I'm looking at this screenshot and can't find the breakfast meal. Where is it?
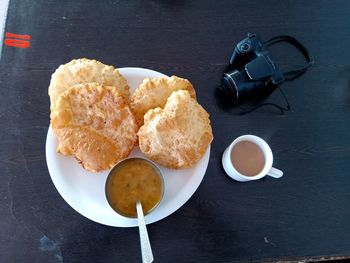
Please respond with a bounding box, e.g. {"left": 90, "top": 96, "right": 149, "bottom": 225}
{"left": 48, "top": 58, "right": 129, "bottom": 109}
{"left": 50, "top": 83, "right": 138, "bottom": 172}
{"left": 105, "top": 158, "right": 164, "bottom": 217}
{"left": 138, "top": 90, "right": 213, "bottom": 169}
{"left": 130, "top": 76, "right": 196, "bottom": 127}
{"left": 49, "top": 58, "right": 213, "bottom": 171}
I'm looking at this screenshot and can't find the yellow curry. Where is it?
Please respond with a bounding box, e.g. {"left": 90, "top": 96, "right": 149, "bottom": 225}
{"left": 106, "top": 158, "right": 163, "bottom": 217}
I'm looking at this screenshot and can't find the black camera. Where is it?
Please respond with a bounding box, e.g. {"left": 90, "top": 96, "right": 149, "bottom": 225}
{"left": 220, "top": 33, "right": 286, "bottom": 104}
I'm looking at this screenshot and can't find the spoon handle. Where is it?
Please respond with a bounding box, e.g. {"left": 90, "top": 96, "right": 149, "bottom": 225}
{"left": 136, "top": 201, "right": 154, "bottom": 263}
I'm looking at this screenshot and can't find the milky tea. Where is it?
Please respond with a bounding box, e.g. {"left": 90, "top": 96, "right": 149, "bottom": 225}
{"left": 230, "top": 140, "right": 265, "bottom": 176}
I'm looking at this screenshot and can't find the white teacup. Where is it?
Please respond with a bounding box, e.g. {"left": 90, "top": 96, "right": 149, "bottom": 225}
{"left": 222, "top": 135, "right": 283, "bottom": 182}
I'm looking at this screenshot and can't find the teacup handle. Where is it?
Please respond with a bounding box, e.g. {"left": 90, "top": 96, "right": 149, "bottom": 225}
{"left": 267, "top": 167, "right": 283, "bottom": 178}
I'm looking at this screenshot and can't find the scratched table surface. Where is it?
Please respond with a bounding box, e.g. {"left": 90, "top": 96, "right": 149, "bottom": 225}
{"left": 1, "top": 0, "right": 350, "bottom": 262}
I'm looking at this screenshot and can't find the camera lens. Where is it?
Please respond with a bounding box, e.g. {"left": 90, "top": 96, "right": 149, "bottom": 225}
{"left": 220, "top": 71, "right": 242, "bottom": 103}
{"left": 221, "top": 70, "right": 265, "bottom": 104}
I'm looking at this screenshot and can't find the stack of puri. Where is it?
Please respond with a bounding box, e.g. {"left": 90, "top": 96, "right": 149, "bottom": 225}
{"left": 49, "top": 58, "right": 213, "bottom": 172}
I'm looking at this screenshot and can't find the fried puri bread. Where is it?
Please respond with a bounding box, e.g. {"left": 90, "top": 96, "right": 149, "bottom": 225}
{"left": 51, "top": 83, "right": 138, "bottom": 172}
{"left": 130, "top": 76, "right": 196, "bottom": 126}
{"left": 48, "top": 58, "right": 129, "bottom": 109}
{"left": 138, "top": 90, "right": 213, "bottom": 169}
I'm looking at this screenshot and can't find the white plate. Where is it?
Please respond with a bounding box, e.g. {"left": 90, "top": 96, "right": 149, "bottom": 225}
{"left": 46, "top": 67, "right": 210, "bottom": 227}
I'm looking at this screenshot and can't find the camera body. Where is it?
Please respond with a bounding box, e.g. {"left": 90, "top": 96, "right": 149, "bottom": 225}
{"left": 229, "top": 32, "right": 263, "bottom": 70}
{"left": 221, "top": 33, "right": 285, "bottom": 104}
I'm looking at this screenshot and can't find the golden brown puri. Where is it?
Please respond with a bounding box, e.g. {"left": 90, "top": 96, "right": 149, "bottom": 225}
{"left": 130, "top": 76, "right": 196, "bottom": 127}
{"left": 51, "top": 83, "right": 138, "bottom": 172}
{"left": 48, "top": 58, "right": 129, "bottom": 109}
{"left": 138, "top": 90, "right": 213, "bottom": 169}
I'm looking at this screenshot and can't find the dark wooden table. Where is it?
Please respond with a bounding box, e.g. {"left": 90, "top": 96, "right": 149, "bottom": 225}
{"left": 1, "top": 0, "right": 350, "bottom": 262}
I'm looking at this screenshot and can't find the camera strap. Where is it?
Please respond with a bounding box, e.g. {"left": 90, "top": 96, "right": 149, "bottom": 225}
{"left": 237, "top": 35, "right": 314, "bottom": 114}
{"left": 237, "top": 87, "right": 290, "bottom": 115}
{"left": 263, "top": 35, "right": 314, "bottom": 80}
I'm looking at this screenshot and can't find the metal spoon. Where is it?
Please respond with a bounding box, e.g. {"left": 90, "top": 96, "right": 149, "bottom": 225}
{"left": 136, "top": 201, "right": 154, "bottom": 263}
